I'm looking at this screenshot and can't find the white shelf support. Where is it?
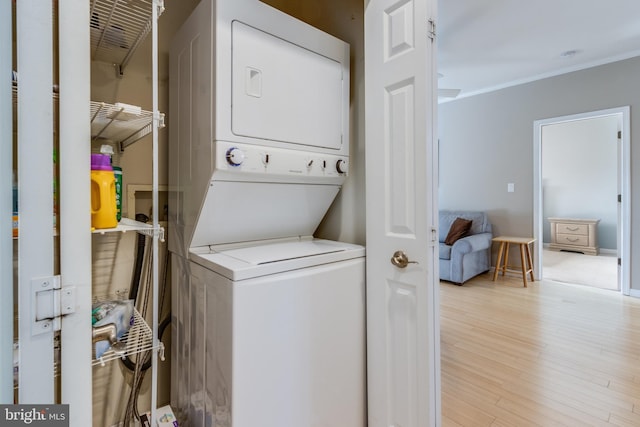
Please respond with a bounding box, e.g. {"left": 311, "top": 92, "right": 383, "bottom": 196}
{"left": 150, "top": 1, "right": 160, "bottom": 424}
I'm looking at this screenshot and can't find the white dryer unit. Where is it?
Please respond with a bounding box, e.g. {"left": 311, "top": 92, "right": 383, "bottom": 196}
{"left": 168, "top": 1, "right": 364, "bottom": 427}
{"left": 168, "top": 0, "right": 351, "bottom": 257}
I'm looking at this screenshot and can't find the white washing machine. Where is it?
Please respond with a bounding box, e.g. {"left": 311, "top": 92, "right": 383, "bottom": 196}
{"left": 168, "top": 1, "right": 364, "bottom": 426}
{"left": 176, "top": 239, "right": 365, "bottom": 426}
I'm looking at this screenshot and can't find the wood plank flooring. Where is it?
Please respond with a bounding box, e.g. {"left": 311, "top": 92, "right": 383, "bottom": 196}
{"left": 440, "top": 273, "right": 640, "bottom": 426}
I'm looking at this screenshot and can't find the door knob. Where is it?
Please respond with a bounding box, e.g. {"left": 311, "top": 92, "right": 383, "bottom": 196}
{"left": 390, "top": 251, "right": 418, "bottom": 268}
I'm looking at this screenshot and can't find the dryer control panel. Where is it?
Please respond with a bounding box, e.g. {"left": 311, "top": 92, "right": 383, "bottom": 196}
{"left": 213, "top": 140, "right": 349, "bottom": 184}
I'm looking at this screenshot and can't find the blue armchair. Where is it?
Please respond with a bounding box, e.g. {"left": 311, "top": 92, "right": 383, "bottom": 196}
{"left": 439, "top": 210, "right": 493, "bottom": 284}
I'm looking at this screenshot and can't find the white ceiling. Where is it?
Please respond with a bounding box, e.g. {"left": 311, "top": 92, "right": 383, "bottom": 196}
{"left": 437, "top": 0, "right": 640, "bottom": 100}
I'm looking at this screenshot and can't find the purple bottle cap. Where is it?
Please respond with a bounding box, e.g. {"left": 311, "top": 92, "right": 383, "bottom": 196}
{"left": 91, "top": 154, "right": 113, "bottom": 171}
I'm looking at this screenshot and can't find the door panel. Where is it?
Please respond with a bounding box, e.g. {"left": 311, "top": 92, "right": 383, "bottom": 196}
{"left": 387, "top": 280, "right": 418, "bottom": 427}
{"left": 387, "top": 80, "right": 416, "bottom": 236}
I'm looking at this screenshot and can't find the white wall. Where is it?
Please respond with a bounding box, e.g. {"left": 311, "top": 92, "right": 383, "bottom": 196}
{"left": 541, "top": 116, "right": 618, "bottom": 249}
{"left": 438, "top": 56, "right": 640, "bottom": 290}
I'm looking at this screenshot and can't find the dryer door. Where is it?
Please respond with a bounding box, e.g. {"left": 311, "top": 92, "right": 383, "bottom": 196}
{"left": 231, "top": 21, "right": 344, "bottom": 150}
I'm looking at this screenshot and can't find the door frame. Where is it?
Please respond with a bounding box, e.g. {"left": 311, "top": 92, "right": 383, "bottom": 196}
{"left": 59, "top": 0, "right": 93, "bottom": 424}
{"left": 0, "top": 0, "right": 13, "bottom": 401}
{"left": 16, "top": 0, "right": 56, "bottom": 402}
{"left": 533, "top": 106, "right": 630, "bottom": 295}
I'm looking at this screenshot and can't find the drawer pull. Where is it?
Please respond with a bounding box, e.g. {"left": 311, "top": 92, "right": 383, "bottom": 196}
{"left": 565, "top": 226, "right": 580, "bottom": 232}
{"left": 566, "top": 237, "right": 580, "bottom": 242}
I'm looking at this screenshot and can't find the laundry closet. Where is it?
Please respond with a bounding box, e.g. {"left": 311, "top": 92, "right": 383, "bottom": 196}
{"left": 4, "top": 0, "right": 365, "bottom": 426}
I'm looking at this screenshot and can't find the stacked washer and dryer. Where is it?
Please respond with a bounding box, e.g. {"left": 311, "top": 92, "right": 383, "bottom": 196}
{"left": 168, "top": 1, "right": 365, "bottom": 426}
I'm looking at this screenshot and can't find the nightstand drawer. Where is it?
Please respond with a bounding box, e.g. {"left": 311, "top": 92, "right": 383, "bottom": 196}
{"left": 556, "top": 233, "right": 588, "bottom": 247}
{"left": 555, "top": 223, "right": 588, "bottom": 235}
{"left": 548, "top": 217, "right": 599, "bottom": 255}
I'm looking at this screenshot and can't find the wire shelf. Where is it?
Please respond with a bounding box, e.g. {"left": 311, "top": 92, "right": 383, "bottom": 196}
{"left": 92, "top": 306, "right": 159, "bottom": 367}
{"left": 91, "top": 217, "right": 165, "bottom": 240}
{"left": 90, "top": 101, "right": 165, "bottom": 149}
{"left": 14, "top": 86, "right": 165, "bottom": 150}
{"left": 90, "top": 0, "right": 164, "bottom": 74}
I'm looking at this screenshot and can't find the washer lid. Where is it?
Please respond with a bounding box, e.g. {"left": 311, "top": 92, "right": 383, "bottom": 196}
{"left": 220, "top": 239, "right": 348, "bottom": 264}
{"left": 189, "top": 238, "right": 365, "bottom": 281}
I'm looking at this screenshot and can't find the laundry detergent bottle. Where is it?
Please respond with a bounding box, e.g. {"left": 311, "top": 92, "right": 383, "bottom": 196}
{"left": 90, "top": 154, "right": 118, "bottom": 229}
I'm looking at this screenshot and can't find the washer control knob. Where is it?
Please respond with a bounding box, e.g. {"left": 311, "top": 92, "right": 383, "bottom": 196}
{"left": 336, "top": 159, "right": 348, "bottom": 174}
{"left": 226, "top": 147, "right": 245, "bottom": 166}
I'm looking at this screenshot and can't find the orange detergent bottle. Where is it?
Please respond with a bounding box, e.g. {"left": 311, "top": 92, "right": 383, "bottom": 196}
{"left": 91, "top": 154, "right": 117, "bottom": 229}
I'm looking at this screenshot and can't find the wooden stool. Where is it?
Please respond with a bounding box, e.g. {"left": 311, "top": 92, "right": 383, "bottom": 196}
{"left": 492, "top": 236, "right": 535, "bottom": 287}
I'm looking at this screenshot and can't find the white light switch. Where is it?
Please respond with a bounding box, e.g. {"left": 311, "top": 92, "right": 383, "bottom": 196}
{"left": 507, "top": 183, "right": 515, "bottom": 193}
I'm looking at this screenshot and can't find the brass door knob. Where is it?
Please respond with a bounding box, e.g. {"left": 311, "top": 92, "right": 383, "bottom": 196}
{"left": 390, "top": 250, "right": 418, "bottom": 268}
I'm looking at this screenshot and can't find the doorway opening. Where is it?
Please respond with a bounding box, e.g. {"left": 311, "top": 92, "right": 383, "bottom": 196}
{"left": 533, "top": 107, "right": 630, "bottom": 294}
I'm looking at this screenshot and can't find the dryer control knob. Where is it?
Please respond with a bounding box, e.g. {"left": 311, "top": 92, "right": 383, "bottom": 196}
{"left": 226, "top": 147, "right": 245, "bottom": 166}
{"left": 336, "top": 159, "right": 348, "bottom": 174}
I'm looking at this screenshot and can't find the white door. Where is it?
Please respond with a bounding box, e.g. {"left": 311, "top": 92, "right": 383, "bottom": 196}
{"left": 16, "top": 0, "right": 56, "bottom": 403}
{"left": 59, "top": 1, "right": 93, "bottom": 425}
{"left": 13, "top": 3, "right": 93, "bottom": 425}
{"left": 365, "top": 0, "right": 440, "bottom": 426}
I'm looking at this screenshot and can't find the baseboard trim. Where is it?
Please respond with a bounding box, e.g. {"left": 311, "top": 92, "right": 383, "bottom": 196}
{"left": 599, "top": 248, "right": 617, "bottom": 255}
{"left": 629, "top": 289, "right": 640, "bottom": 298}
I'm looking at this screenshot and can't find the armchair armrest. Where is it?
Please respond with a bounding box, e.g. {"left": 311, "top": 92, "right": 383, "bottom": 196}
{"left": 451, "top": 232, "right": 492, "bottom": 255}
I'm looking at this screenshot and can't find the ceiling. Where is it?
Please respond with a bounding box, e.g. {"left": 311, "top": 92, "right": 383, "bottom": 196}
{"left": 437, "top": 0, "right": 640, "bottom": 100}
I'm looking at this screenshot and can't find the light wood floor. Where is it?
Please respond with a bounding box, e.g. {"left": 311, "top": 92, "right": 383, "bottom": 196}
{"left": 440, "top": 273, "right": 640, "bottom": 426}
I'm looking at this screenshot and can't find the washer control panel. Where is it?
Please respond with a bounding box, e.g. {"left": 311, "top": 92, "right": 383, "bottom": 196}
{"left": 215, "top": 141, "right": 349, "bottom": 181}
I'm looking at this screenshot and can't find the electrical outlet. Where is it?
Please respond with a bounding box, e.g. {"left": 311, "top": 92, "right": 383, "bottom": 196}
{"left": 507, "top": 183, "right": 515, "bottom": 193}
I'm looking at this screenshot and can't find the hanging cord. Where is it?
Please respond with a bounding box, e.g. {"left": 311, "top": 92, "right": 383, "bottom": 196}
{"left": 129, "top": 213, "right": 149, "bottom": 301}
{"left": 127, "top": 349, "right": 150, "bottom": 424}
{"left": 123, "top": 235, "right": 153, "bottom": 426}
{"left": 121, "top": 233, "right": 171, "bottom": 373}
{"left": 159, "top": 248, "right": 169, "bottom": 321}
{"left": 122, "top": 229, "right": 172, "bottom": 425}
{"left": 134, "top": 244, "right": 153, "bottom": 421}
